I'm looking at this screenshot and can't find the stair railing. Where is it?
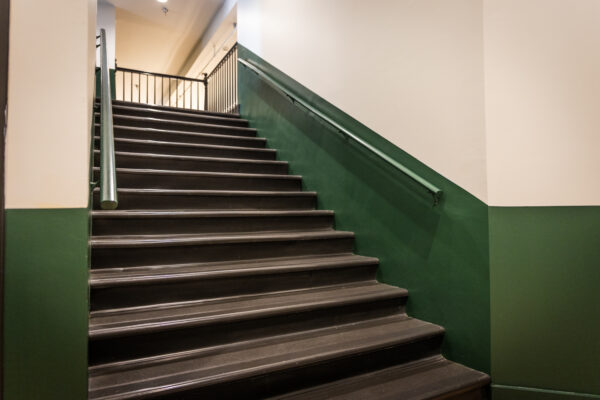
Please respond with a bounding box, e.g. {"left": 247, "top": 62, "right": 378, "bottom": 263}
{"left": 115, "top": 67, "right": 207, "bottom": 111}
{"left": 98, "top": 28, "right": 118, "bottom": 209}
{"left": 205, "top": 43, "right": 238, "bottom": 113}
{"left": 237, "top": 58, "right": 443, "bottom": 205}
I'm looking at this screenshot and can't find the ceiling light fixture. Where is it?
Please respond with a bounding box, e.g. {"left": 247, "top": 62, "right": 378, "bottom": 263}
{"left": 157, "top": 0, "right": 168, "bottom": 3}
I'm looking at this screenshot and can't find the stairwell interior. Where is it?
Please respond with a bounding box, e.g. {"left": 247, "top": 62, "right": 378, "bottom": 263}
{"left": 89, "top": 90, "right": 490, "bottom": 398}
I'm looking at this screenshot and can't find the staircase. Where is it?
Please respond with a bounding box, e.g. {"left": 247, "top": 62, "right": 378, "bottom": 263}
{"left": 89, "top": 100, "right": 490, "bottom": 399}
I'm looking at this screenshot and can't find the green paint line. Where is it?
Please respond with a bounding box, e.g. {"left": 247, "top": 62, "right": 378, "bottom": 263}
{"left": 493, "top": 384, "right": 600, "bottom": 399}
{"left": 238, "top": 44, "right": 491, "bottom": 373}
{"left": 3, "top": 208, "right": 89, "bottom": 400}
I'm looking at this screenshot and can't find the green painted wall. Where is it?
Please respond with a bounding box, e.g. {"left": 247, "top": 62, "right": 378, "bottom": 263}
{"left": 490, "top": 207, "right": 600, "bottom": 398}
{"left": 237, "top": 45, "right": 491, "bottom": 373}
{"left": 3, "top": 208, "right": 89, "bottom": 400}
{"left": 95, "top": 68, "right": 116, "bottom": 100}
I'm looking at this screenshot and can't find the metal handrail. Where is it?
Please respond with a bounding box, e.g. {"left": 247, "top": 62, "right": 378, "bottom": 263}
{"left": 237, "top": 58, "right": 443, "bottom": 205}
{"left": 98, "top": 29, "right": 118, "bottom": 209}
{"left": 116, "top": 66, "right": 206, "bottom": 83}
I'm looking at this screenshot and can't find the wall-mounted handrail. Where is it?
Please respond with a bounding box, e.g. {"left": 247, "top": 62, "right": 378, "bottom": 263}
{"left": 237, "top": 58, "right": 443, "bottom": 205}
{"left": 98, "top": 29, "right": 118, "bottom": 209}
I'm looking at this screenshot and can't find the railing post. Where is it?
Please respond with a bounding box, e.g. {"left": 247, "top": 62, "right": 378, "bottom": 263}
{"left": 203, "top": 73, "right": 208, "bottom": 111}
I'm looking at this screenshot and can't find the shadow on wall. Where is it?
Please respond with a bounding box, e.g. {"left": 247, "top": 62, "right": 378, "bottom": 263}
{"left": 237, "top": 44, "right": 491, "bottom": 374}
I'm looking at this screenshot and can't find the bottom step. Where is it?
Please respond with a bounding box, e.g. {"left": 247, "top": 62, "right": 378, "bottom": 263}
{"left": 271, "top": 355, "right": 490, "bottom": 400}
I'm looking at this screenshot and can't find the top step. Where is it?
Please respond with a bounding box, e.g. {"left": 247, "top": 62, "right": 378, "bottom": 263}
{"left": 94, "top": 99, "right": 243, "bottom": 120}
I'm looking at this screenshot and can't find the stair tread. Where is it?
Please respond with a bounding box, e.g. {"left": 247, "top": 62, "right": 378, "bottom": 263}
{"left": 99, "top": 99, "right": 242, "bottom": 118}
{"left": 90, "top": 253, "right": 377, "bottom": 287}
{"left": 107, "top": 114, "right": 257, "bottom": 135}
{"left": 90, "top": 229, "right": 354, "bottom": 248}
{"left": 89, "top": 282, "right": 406, "bottom": 338}
{"left": 93, "top": 167, "right": 300, "bottom": 181}
{"left": 98, "top": 124, "right": 266, "bottom": 144}
{"left": 95, "top": 136, "right": 275, "bottom": 154}
{"left": 91, "top": 209, "right": 332, "bottom": 218}
{"left": 88, "top": 315, "right": 439, "bottom": 400}
{"left": 269, "top": 355, "right": 490, "bottom": 400}
{"left": 108, "top": 104, "right": 247, "bottom": 125}
{"left": 96, "top": 149, "right": 288, "bottom": 166}
{"left": 93, "top": 187, "right": 315, "bottom": 196}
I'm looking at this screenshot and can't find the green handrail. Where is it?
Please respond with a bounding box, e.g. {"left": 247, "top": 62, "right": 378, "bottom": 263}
{"left": 237, "top": 58, "right": 443, "bottom": 205}
{"left": 98, "top": 29, "right": 118, "bottom": 209}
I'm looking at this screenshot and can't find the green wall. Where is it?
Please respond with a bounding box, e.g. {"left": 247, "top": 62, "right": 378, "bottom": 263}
{"left": 95, "top": 68, "right": 116, "bottom": 100}
{"left": 490, "top": 207, "right": 600, "bottom": 399}
{"left": 237, "top": 45, "right": 491, "bottom": 373}
{"left": 3, "top": 208, "right": 89, "bottom": 400}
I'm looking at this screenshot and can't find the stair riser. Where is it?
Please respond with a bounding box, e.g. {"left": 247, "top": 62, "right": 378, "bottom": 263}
{"left": 92, "top": 215, "right": 333, "bottom": 236}
{"left": 90, "top": 264, "right": 378, "bottom": 310}
{"left": 95, "top": 152, "right": 288, "bottom": 175}
{"left": 91, "top": 237, "right": 354, "bottom": 268}
{"left": 92, "top": 191, "right": 315, "bottom": 210}
{"left": 101, "top": 126, "right": 266, "bottom": 148}
{"left": 88, "top": 295, "right": 408, "bottom": 365}
{"left": 93, "top": 170, "right": 301, "bottom": 192}
{"left": 103, "top": 107, "right": 249, "bottom": 127}
{"left": 156, "top": 334, "right": 444, "bottom": 400}
{"left": 107, "top": 115, "right": 257, "bottom": 137}
{"left": 94, "top": 137, "right": 275, "bottom": 160}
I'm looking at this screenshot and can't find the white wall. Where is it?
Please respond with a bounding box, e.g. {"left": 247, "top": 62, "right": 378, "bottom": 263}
{"left": 6, "top": 0, "right": 97, "bottom": 208}
{"left": 238, "top": 0, "right": 488, "bottom": 202}
{"left": 238, "top": 0, "right": 600, "bottom": 207}
{"left": 97, "top": 1, "right": 116, "bottom": 69}
{"left": 483, "top": 0, "right": 600, "bottom": 206}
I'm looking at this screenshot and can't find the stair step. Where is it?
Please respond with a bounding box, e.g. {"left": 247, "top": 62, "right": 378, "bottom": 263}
{"left": 92, "top": 188, "right": 315, "bottom": 210}
{"left": 88, "top": 282, "right": 411, "bottom": 365}
{"left": 269, "top": 355, "right": 491, "bottom": 400}
{"left": 96, "top": 99, "right": 242, "bottom": 119}
{"left": 98, "top": 124, "right": 266, "bottom": 148}
{"left": 91, "top": 209, "right": 333, "bottom": 235}
{"left": 94, "top": 136, "right": 275, "bottom": 159}
{"left": 93, "top": 167, "right": 301, "bottom": 191}
{"left": 100, "top": 113, "right": 257, "bottom": 137}
{"left": 106, "top": 103, "right": 249, "bottom": 127}
{"left": 88, "top": 315, "right": 440, "bottom": 400}
{"left": 90, "top": 230, "right": 354, "bottom": 268}
{"left": 95, "top": 150, "right": 288, "bottom": 174}
{"left": 89, "top": 254, "right": 378, "bottom": 309}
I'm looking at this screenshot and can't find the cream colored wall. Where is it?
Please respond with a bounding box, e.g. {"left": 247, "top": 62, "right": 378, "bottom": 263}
{"left": 6, "top": 0, "right": 97, "bottom": 209}
{"left": 97, "top": 1, "right": 116, "bottom": 69}
{"left": 238, "top": 0, "right": 600, "bottom": 206}
{"left": 483, "top": 0, "right": 600, "bottom": 206}
{"left": 238, "top": 0, "right": 488, "bottom": 202}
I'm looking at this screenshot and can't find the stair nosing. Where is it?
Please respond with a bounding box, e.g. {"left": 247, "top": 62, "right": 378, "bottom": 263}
{"left": 95, "top": 149, "right": 288, "bottom": 166}
{"left": 89, "top": 253, "right": 377, "bottom": 288}
{"left": 89, "top": 230, "right": 354, "bottom": 248}
{"left": 107, "top": 104, "right": 248, "bottom": 125}
{"left": 92, "top": 167, "right": 301, "bottom": 181}
{"left": 94, "top": 136, "right": 275, "bottom": 154}
{"left": 92, "top": 187, "right": 316, "bottom": 197}
{"left": 107, "top": 114, "right": 257, "bottom": 134}
{"left": 96, "top": 124, "right": 266, "bottom": 143}
{"left": 91, "top": 209, "right": 333, "bottom": 218}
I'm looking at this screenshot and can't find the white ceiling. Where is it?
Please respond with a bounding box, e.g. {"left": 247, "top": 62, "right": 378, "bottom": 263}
{"left": 105, "top": 0, "right": 225, "bottom": 74}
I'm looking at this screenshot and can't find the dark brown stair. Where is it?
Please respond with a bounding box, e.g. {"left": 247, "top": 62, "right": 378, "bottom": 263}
{"left": 94, "top": 150, "right": 288, "bottom": 174}
{"left": 89, "top": 100, "right": 489, "bottom": 399}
